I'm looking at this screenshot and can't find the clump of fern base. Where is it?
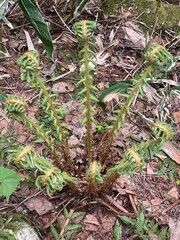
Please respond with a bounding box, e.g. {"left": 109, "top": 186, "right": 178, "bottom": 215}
{"left": 2, "top": 20, "right": 175, "bottom": 196}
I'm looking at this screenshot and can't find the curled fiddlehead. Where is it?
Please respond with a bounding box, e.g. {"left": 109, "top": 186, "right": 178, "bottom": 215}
{"left": 8, "top": 145, "right": 36, "bottom": 169}
{"left": 138, "top": 122, "right": 174, "bottom": 157}
{"left": 4, "top": 95, "right": 28, "bottom": 118}
{"left": 35, "top": 157, "right": 66, "bottom": 196}
{"left": 145, "top": 42, "right": 174, "bottom": 71}
{"left": 17, "top": 50, "right": 39, "bottom": 83}
{"left": 152, "top": 122, "right": 173, "bottom": 141}
{"left": 35, "top": 157, "right": 77, "bottom": 196}
{"left": 86, "top": 161, "right": 103, "bottom": 184}
{"left": 73, "top": 20, "right": 98, "bottom": 164}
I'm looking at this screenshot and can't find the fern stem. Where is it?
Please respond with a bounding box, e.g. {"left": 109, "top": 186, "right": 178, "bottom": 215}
{"left": 74, "top": 20, "right": 97, "bottom": 165}
{"left": 98, "top": 66, "right": 153, "bottom": 163}
{"left": 34, "top": 73, "right": 72, "bottom": 167}
{"left": 21, "top": 114, "right": 65, "bottom": 170}
{"left": 84, "top": 39, "right": 93, "bottom": 164}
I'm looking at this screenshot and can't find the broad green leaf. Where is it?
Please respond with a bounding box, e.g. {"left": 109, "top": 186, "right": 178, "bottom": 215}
{"left": 119, "top": 216, "right": 136, "bottom": 226}
{"left": 72, "top": 0, "right": 89, "bottom": 17}
{"left": 136, "top": 211, "right": 145, "bottom": 235}
{"left": 157, "top": 227, "right": 168, "bottom": 240}
{"left": 68, "top": 232, "right": 77, "bottom": 240}
{"left": 0, "top": 167, "right": 21, "bottom": 202}
{"left": 0, "top": 231, "right": 15, "bottom": 239}
{"left": 0, "top": 91, "right": 7, "bottom": 103}
{"left": 18, "top": 0, "right": 53, "bottom": 58}
{"left": 114, "top": 219, "right": 122, "bottom": 240}
{"left": 0, "top": 0, "right": 9, "bottom": 16}
{"left": 171, "top": 85, "right": 180, "bottom": 91}
{"left": 63, "top": 205, "right": 69, "bottom": 218}
{"left": 0, "top": 0, "right": 13, "bottom": 29}
{"left": 71, "top": 211, "right": 86, "bottom": 221}
{"left": 1, "top": 15, "right": 13, "bottom": 28}
{"left": 150, "top": 223, "right": 159, "bottom": 233}
{"left": 98, "top": 82, "right": 130, "bottom": 110}
{"left": 65, "top": 224, "right": 82, "bottom": 231}
{"left": 50, "top": 225, "right": 59, "bottom": 239}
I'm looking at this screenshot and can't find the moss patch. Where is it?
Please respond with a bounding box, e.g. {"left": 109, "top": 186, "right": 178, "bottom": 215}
{"left": 104, "top": 0, "right": 180, "bottom": 31}
{"left": 134, "top": 0, "right": 180, "bottom": 30}
{"left": 103, "top": 0, "right": 122, "bottom": 13}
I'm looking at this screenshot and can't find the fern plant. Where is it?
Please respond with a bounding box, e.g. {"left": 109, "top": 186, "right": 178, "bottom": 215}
{"left": 2, "top": 20, "right": 176, "bottom": 197}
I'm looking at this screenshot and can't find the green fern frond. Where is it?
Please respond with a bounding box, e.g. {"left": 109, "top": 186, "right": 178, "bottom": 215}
{"left": 3, "top": 95, "right": 63, "bottom": 168}
{"left": 152, "top": 122, "right": 174, "bottom": 140}
{"left": 98, "top": 43, "right": 175, "bottom": 164}
{"left": 35, "top": 157, "right": 66, "bottom": 196}
{"left": 125, "top": 148, "right": 143, "bottom": 169}
{"left": 4, "top": 95, "right": 28, "bottom": 117}
{"left": 102, "top": 121, "right": 174, "bottom": 186}
{"left": 73, "top": 20, "right": 98, "bottom": 164}
{"left": 98, "top": 66, "right": 153, "bottom": 163}
{"left": 17, "top": 51, "right": 71, "bottom": 167}
{"left": 145, "top": 43, "right": 174, "bottom": 71}
{"left": 73, "top": 20, "right": 96, "bottom": 40}
{"left": 17, "top": 50, "right": 39, "bottom": 83}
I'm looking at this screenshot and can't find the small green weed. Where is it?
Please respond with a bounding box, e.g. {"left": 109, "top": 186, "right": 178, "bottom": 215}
{"left": 0, "top": 213, "right": 23, "bottom": 240}
{"left": 157, "top": 157, "right": 180, "bottom": 183}
{"left": 118, "top": 210, "right": 169, "bottom": 240}
{"left": 50, "top": 206, "right": 85, "bottom": 240}
{"left": 96, "top": 122, "right": 108, "bottom": 133}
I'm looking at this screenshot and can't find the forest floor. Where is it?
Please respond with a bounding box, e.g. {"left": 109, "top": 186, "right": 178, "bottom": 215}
{"left": 0, "top": 1, "right": 180, "bottom": 239}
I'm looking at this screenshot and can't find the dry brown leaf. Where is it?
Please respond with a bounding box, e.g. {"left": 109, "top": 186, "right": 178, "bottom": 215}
{"left": 87, "top": 235, "right": 95, "bottom": 240}
{"left": 116, "top": 176, "right": 126, "bottom": 189}
{"left": 52, "top": 82, "right": 74, "bottom": 93}
{"left": 155, "top": 153, "right": 167, "bottom": 160}
{"left": 25, "top": 197, "right": 54, "bottom": 215}
{"left": 150, "top": 197, "right": 164, "bottom": 206}
{"left": 84, "top": 214, "right": 100, "bottom": 226}
{"left": 101, "top": 216, "right": 116, "bottom": 233}
{"left": 122, "top": 26, "right": 146, "bottom": 49}
{"left": 95, "top": 34, "right": 104, "bottom": 52}
{"left": 106, "top": 195, "right": 129, "bottom": 213}
{"left": 102, "top": 92, "right": 119, "bottom": 103}
{"left": 162, "top": 141, "right": 180, "bottom": 164}
{"left": 96, "top": 52, "right": 110, "bottom": 66}
{"left": 172, "top": 111, "right": 180, "bottom": 123}
{"left": 142, "top": 200, "right": 154, "bottom": 212}
{"left": 167, "top": 187, "right": 179, "bottom": 200}
{"left": 68, "top": 135, "right": 79, "bottom": 147}
{"left": 109, "top": 29, "right": 115, "bottom": 43}
{"left": 146, "top": 163, "right": 155, "bottom": 175}
{"left": 148, "top": 232, "right": 158, "bottom": 240}
{"left": 157, "top": 214, "right": 170, "bottom": 225}
{"left": 0, "top": 74, "right": 11, "bottom": 80}
{"left": 142, "top": 85, "right": 161, "bottom": 104}
{"left": 24, "top": 30, "right": 35, "bottom": 51}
